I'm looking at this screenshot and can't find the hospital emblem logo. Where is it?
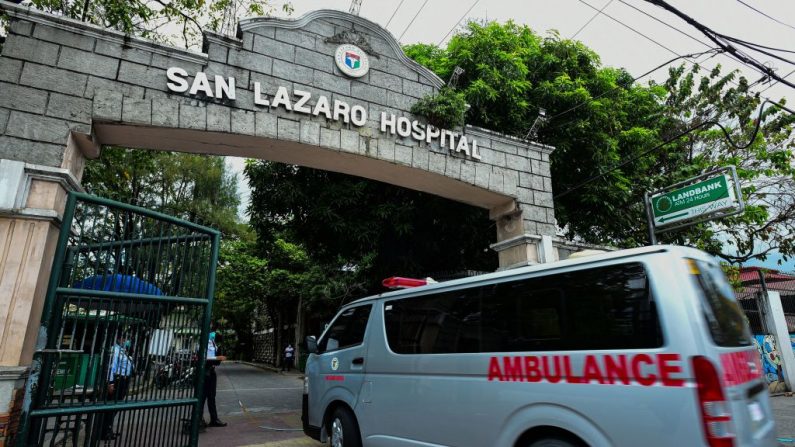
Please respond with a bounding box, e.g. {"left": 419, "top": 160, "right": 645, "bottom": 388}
{"left": 335, "top": 44, "right": 369, "bottom": 78}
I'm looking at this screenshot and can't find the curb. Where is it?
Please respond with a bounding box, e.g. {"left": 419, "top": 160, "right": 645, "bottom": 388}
{"left": 233, "top": 361, "right": 304, "bottom": 378}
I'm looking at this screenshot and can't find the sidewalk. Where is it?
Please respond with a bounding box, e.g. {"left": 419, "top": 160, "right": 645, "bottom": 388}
{"left": 198, "top": 410, "right": 322, "bottom": 447}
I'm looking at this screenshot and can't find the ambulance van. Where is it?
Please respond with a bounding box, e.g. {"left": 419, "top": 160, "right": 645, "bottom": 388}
{"left": 302, "top": 245, "right": 777, "bottom": 447}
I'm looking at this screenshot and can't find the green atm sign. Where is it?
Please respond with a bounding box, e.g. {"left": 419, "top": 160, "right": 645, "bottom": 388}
{"left": 651, "top": 175, "right": 737, "bottom": 227}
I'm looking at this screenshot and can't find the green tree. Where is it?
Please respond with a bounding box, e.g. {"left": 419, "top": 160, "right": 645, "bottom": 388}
{"left": 245, "top": 161, "right": 497, "bottom": 295}
{"left": 214, "top": 238, "right": 267, "bottom": 360}
{"left": 404, "top": 20, "right": 795, "bottom": 264}
{"left": 82, "top": 147, "right": 242, "bottom": 236}
{"left": 656, "top": 65, "right": 795, "bottom": 264}
{"left": 22, "top": 0, "right": 291, "bottom": 49}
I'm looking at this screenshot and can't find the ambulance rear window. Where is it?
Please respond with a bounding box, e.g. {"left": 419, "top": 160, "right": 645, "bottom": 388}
{"left": 384, "top": 262, "right": 662, "bottom": 354}
{"left": 690, "top": 259, "right": 752, "bottom": 347}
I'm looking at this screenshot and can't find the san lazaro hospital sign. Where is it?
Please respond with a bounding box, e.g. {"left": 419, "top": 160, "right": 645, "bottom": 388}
{"left": 165, "top": 44, "right": 483, "bottom": 160}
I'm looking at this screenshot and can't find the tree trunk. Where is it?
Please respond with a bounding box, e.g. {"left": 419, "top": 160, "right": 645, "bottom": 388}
{"left": 294, "top": 296, "right": 304, "bottom": 369}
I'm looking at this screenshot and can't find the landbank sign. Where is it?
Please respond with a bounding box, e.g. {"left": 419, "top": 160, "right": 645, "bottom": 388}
{"left": 164, "top": 45, "right": 482, "bottom": 160}
{"left": 650, "top": 173, "right": 738, "bottom": 227}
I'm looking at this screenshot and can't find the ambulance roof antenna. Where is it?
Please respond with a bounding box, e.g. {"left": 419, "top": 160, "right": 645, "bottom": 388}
{"left": 350, "top": 0, "right": 363, "bottom": 16}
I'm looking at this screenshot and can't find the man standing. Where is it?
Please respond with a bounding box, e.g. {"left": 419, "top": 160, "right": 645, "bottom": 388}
{"left": 101, "top": 334, "right": 133, "bottom": 440}
{"left": 202, "top": 330, "right": 227, "bottom": 427}
{"left": 282, "top": 344, "right": 295, "bottom": 372}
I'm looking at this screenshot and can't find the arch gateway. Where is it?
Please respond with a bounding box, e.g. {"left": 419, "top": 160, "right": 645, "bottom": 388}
{"left": 0, "top": 1, "right": 592, "bottom": 427}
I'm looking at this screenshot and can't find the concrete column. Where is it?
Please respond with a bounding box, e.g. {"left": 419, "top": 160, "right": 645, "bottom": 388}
{"left": 761, "top": 291, "right": 795, "bottom": 391}
{"left": 0, "top": 133, "right": 87, "bottom": 445}
{"left": 489, "top": 201, "right": 543, "bottom": 269}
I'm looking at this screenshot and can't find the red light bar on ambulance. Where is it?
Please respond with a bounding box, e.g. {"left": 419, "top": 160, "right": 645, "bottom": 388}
{"left": 382, "top": 277, "right": 435, "bottom": 289}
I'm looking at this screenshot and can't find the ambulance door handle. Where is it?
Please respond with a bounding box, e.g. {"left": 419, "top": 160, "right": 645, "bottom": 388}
{"left": 352, "top": 357, "right": 364, "bottom": 366}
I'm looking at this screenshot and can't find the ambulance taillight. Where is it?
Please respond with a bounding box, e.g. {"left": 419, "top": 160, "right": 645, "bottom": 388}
{"left": 692, "top": 356, "right": 735, "bottom": 447}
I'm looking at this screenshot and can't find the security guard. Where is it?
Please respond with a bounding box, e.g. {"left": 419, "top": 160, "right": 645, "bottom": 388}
{"left": 202, "top": 330, "right": 227, "bottom": 428}
{"left": 101, "top": 334, "right": 133, "bottom": 440}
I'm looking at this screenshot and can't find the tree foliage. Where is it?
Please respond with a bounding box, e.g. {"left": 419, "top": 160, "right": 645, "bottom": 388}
{"left": 245, "top": 161, "right": 497, "bottom": 296}
{"left": 23, "top": 0, "right": 291, "bottom": 49}
{"left": 405, "top": 20, "right": 795, "bottom": 264}
{"left": 82, "top": 147, "right": 242, "bottom": 236}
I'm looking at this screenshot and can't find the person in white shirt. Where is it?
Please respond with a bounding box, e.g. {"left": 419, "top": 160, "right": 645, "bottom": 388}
{"left": 202, "top": 330, "right": 227, "bottom": 428}
{"left": 282, "top": 344, "right": 295, "bottom": 372}
{"left": 101, "top": 334, "right": 133, "bottom": 440}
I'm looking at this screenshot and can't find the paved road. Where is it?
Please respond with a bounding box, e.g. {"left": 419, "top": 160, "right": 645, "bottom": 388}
{"left": 199, "top": 362, "right": 321, "bottom": 447}
{"left": 772, "top": 395, "right": 795, "bottom": 445}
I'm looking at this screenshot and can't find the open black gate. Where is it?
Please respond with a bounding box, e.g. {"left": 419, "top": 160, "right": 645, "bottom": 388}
{"left": 17, "top": 192, "right": 220, "bottom": 446}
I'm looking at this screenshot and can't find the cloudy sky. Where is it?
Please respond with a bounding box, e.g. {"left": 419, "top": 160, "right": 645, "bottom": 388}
{"left": 229, "top": 0, "right": 795, "bottom": 269}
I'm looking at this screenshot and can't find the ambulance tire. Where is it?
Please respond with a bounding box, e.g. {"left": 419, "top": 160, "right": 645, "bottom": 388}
{"left": 528, "top": 437, "right": 580, "bottom": 447}
{"left": 328, "top": 407, "right": 362, "bottom": 447}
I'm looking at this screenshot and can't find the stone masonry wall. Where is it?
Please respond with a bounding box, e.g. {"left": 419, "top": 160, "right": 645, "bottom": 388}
{"left": 0, "top": 4, "right": 556, "bottom": 238}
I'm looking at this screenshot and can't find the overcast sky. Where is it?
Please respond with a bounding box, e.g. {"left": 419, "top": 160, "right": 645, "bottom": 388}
{"left": 230, "top": 0, "right": 795, "bottom": 270}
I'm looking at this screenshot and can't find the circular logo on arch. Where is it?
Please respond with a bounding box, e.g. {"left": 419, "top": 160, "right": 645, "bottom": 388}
{"left": 335, "top": 44, "right": 369, "bottom": 78}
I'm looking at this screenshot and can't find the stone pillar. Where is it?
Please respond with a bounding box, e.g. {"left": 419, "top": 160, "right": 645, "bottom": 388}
{"left": 0, "top": 134, "right": 87, "bottom": 446}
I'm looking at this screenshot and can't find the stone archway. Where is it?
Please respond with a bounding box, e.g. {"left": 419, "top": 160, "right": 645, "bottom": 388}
{"left": 0, "top": 3, "right": 564, "bottom": 421}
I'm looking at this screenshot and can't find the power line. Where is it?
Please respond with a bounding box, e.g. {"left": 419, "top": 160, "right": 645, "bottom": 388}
{"left": 437, "top": 0, "right": 482, "bottom": 46}
{"left": 571, "top": 0, "right": 614, "bottom": 39}
{"left": 576, "top": 0, "right": 681, "bottom": 57}
{"left": 385, "top": 0, "right": 406, "bottom": 29}
{"left": 735, "top": 0, "right": 795, "bottom": 33}
{"left": 398, "top": 0, "right": 430, "bottom": 41}
{"left": 617, "top": 0, "right": 710, "bottom": 49}
{"left": 643, "top": 0, "right": 795, "bottom": 94}
{"left": 548, "top": 49, "right": 722, "bottom": 123}
{"left": 616, "top": 0, "right": 769, "bottom": 82}
{"left": 760, "top": 68, "right": 795, "bottom": 93}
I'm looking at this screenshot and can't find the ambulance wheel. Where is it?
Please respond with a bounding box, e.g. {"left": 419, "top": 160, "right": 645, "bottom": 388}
{"left": 528, "top": 437, "right": 581, "bottom": 447}
{"left": 328, "top": 407, "right": 361, "bottom": 447}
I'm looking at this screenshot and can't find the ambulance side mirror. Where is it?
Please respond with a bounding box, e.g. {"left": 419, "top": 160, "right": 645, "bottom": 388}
{"left": 306, "top": 336, "right": 318, "bottom": 354}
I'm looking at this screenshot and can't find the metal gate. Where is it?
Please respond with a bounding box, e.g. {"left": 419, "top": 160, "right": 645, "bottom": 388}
{"left": 17, "top": 192, "right": 220, "bottom": 446}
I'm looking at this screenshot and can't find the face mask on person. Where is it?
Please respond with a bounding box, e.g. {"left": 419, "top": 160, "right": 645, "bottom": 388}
{"left": 209, "top": 332, "right": 216, "bottom": 341}
{"left": 124, "top": 340, "right": 131, "bottom": 349}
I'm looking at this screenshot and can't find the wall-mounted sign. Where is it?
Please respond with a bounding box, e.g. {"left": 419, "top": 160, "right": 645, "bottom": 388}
{"left": 644, "top": 166, "right": 744, "bottom": 242}
{"left": 165, "top": 67, "right": 481, "bottom": 160}
{"left": 334, "top": 44, "right": 369, "bottom": 78}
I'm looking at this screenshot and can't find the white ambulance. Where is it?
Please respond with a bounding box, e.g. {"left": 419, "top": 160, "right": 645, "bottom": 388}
{"left": 302, "top": 245, "right": 776, "bottom": 447}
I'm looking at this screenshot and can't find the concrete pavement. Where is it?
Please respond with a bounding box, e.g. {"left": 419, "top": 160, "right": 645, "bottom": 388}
{"left": 772, "top": 395, "right": 795, "bottom": 445}
{"left": 198, "top": 362, "right": 321, "bottom": 447}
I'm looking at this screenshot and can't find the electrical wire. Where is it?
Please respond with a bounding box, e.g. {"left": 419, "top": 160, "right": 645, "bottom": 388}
{"left": 398, "top": 0, "right": 430, "bottom": 41}
{"left": 576, "top": 0, "right": 680, "bottom": 56}
{"left": 643, "top": 0, "right": 795, "bottom": 93}
{"left": 735, "top": 0, "right": 795, "bottom": 33}
{"left": 554, "top": 99, "right": 776, "bottom": 200}
{"left": 385, "top": 0, "right": 406, "bottom": 29}
{"left": 548, "top": 48, "right": 723, "bottom": 123}
{"left": 760, "top": 68, "right": 795, "bottom": 93}
{"left": 571, "top": 0, "right": 614, "bottom": 39}
{"left": 617, "top": 0, "right": 711, "bottom": 49}
{"left": 616, "top": 0, "right": 770, "bottom": 83}
{"left": 437, "top": 0, "right": 482, "bottom": 46}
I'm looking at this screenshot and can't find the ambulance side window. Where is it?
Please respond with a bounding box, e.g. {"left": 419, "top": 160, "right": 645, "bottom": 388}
{"left": 384, "top": 262, "right": 661, "bottom": 354}
{"left": 318, "top": 305, "right": 372, "bottom": 353}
